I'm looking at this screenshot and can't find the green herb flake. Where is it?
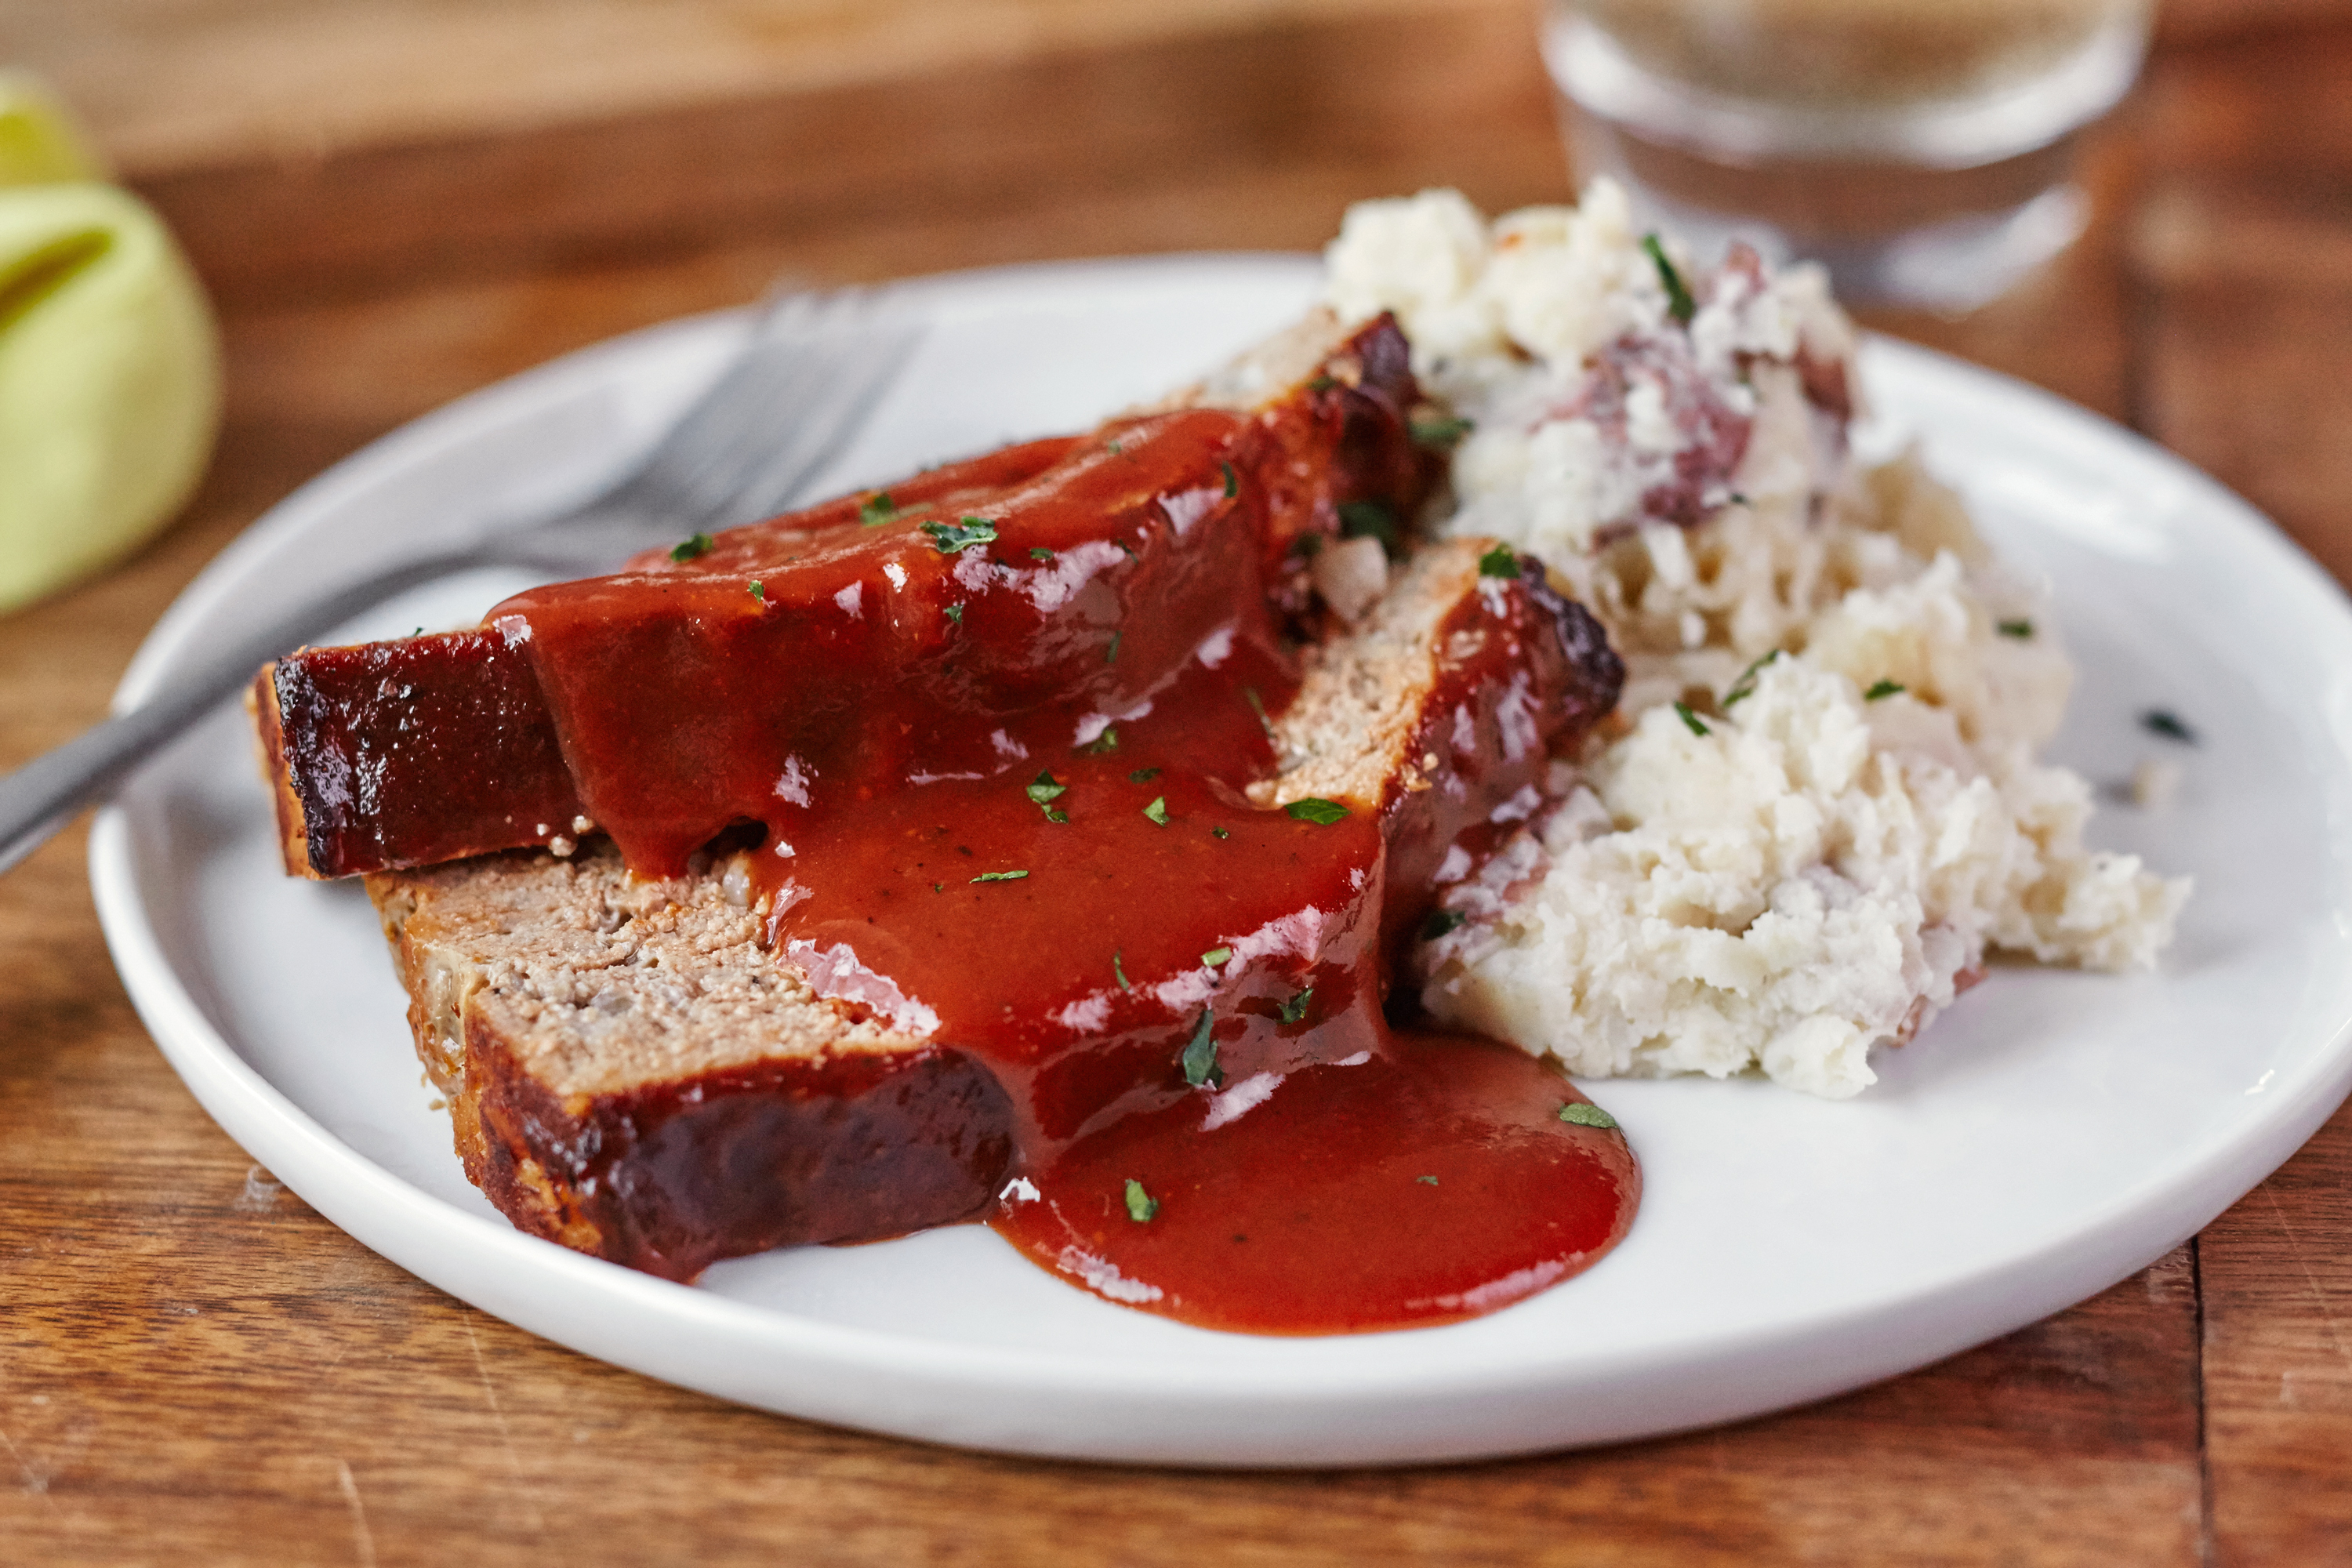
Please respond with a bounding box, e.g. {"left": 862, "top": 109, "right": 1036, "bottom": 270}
{"left": 1123, "top": 1178, "right": 1160, "bottom": 1223}
{"left": 1201, "top": 946, "right": 1233, "bottom": 968}
{"left": 970, "top": 869, "right": 1029, "bottom": 884}
{"left": 1420, "top": 908, "right": 1465, "bottom": 942}
{"left": 1105, "top": 630, "right": 1121, "bottom": 666}
{"left": 1410, "top": 414, "right": 1472, "bottom": 448}
{"left": 1864, "top": 679, "right": 1906, "bottom": 702}
{"left": 1181, "top": 1008, "right": 1222, "bottom": 1087}
{"left": 1114, "top": 950, "right": 1131, "bottom": 991}
{"left": 1082, "top": 725, "right": 1120, "bottom": 756}
{"left": 1284, "top": 797, "right": 1348, "bottom": 825}
{"left": 1673, "top": 701, "right": 1710, "bottom": 737}
{"left": 1477, "top": 543, "right": 1521, "bottom": 580}
{"left": 1128, "top": 768, "right": 1161, "bottom": 782}
{"left": 1143, "top": 796, "right": 1170, "bottom": 826}
{"left": 1998, "top": 619, "right": 2034, "bottom": 639}
{"left": 1337, "top": 499, "right": 1402, "bottom": 558}
{"left": 2142, "top": 709, "right": 2198, "bottom": 745}
{"left": 1106, "top": 437, "right": 1124, "bottom": 457}
{"left": 1559, "top": 1102, "right": 1621, "bottom": 1130}
{"left": 748, "top": 579, "right": 765, "bottom": 603}
{"left": 857, "top": 492, "right": 898, "bottom": 528}
{"left": 1029, "top": 546, "right": 1055, "bottom": 562}
{"left": 1642, "top": 232, "right": 1697, "bottom": 325}
{"left": 1721, "top": 648, "right": 1780, "bottom": 709}
{"left": 1243, "top": 685, "right": 1274, "bottom": 737}
{"left": 1212, "top": 827, "right": 1231, "bottom": 840}
{"left": 670, "top": 532, "right": 714, "bottom": 562}
{"left": 920, "top": 517, "right": 999, "bottom": 554}
{"left": 1307, "top": 372, "right": 1336, "bottom": 393}
{"left": 1279, "top": 988, "right": 1313, "bottom": 1025}
{"left": 945, "top": 603, "right": 964, "bottom": 625}
{"left": 1221, "top": 460, "right": 1239, "bottom": 499}
{"left": 1416, "top": 1175, "right": 1439, "bottom": 1186}
{"left": 1025, "top": 771, "right": 1069, "bottom": 820}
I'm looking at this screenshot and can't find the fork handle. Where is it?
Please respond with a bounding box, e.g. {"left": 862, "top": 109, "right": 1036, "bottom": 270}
{"left": 0, "top": 549, "right": 483, "bottom": 876}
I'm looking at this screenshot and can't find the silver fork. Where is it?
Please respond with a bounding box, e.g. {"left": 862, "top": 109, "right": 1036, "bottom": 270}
{"left": 0, "top": 287, "right": 924, "bottom": 877}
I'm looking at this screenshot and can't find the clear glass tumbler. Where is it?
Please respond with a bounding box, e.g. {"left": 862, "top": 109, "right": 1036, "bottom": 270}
{"left": 1544, "top": 0, "right": 2155, "bottom": 308}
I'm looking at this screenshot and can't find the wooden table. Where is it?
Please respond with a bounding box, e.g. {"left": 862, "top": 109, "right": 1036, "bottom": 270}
{"left": 3, "top": 2, "right": 2347, "bottom": 1560}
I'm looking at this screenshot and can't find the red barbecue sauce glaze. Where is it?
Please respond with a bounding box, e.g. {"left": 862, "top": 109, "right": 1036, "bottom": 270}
{"left": 488, "top": 402, "right": 1638, "bottom": 1334}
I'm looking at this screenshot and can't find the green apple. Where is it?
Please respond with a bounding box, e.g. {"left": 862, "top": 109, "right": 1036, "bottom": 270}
{"left": 0, "top": 180, "right": 221, "bottom": 615}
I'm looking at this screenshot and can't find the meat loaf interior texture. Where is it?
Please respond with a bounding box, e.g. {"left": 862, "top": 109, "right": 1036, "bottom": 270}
{"left": 365, "top": 539, "right": 1621, "bottom": 1282}
{"left": 372, "top": 850, "right": 1016, "bottom": 1279}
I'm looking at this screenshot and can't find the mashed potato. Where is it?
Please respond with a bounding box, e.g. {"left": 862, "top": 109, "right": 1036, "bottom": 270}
{"left": 1325, "top": 184, "right": 2188, "bottom": 1098}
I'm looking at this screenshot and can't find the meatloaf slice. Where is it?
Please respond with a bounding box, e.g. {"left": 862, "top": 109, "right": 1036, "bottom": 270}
{"left": 265, "top": 309, "right": 1434, "bottom": 882}
{"left": 367, "top": 538, "right": 1623, "bottom": 1282}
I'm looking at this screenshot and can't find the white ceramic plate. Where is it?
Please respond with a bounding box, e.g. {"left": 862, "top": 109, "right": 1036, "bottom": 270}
{"left": 91, "top": 256, "right": 2352, "bottom": 1467}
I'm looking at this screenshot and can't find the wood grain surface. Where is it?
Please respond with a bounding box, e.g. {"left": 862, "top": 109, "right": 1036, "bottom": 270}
{"left": 2, "top": 2, "right": 2348, "bottom": 1562}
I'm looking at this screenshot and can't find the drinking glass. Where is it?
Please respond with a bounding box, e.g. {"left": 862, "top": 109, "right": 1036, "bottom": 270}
{"left": 1544, "top": 0, "right": 2155, "bottom": 308}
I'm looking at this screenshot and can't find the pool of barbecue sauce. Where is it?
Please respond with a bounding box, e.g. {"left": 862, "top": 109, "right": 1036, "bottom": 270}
{"left": 503, "top": 409, "right": 1638, "bottom": 1334}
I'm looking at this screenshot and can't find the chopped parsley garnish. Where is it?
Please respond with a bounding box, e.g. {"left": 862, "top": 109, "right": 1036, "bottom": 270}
{"left": 670, "top": 532, "right": 713, "bottom": 562}
{"left": 748, "top": 579, "right": 765, "bottom": 603}
{"left": 1865, "top": 679, "right": 1906, "bottom": 701}
{"left": 1201, "top": 946, "right": 1233, "bottom": 968}
{"left": 1337, "top": 499, "right": 1402, "bottom": 557}
{"left": 1114, "top": 950, "right": 1131, "bottom": 991}
{"left": 1279, "top": 988, "right": 1312, "bottom": 1025}
{"left": 1559, "top": 1102, "right": 1620, "bottom": 1130}
{"left": 1181, "top": 1009, "right": 1222, "bottom": 1087}
{"left": 1212, "top": 827, "right": 1230, "bottom": 840}
{"left": 1029, "top": 546, "right": 1055, "bottom": 562}
{"left": 857, "top": 492, "right": 898, "bottom": 528}
{"left": 1673, "top": 701, "right": 1709, "bottom": 736}
{"left": 1221, "top": 460, "right": 1238, "bottom": 499}
{"left": 1410, "top": 414, "right": 1472, "bottom": 448}
{"left": 1477, "top": 543, "right": 1521, "bottom": 580}
{"left": 1421, "top": 908, "right": 1465, "bottom": 941}
{"left": 1081, "top": 726, "right": 1120, "bottom": 755}
{"left": 970, "top": 869, "right": 1029, "bottom": 883}
{"left": 1721, "top": 649, "right": 1780, "bottom": 708}
{"left": 1107, "top": 437, "right": 1124, "bottom": 456}
{"left": 1306, "top": 372, "right": 1336, "bottom": 392}
{"left": 2142, "top": 709, "right": 2198, "bottom": 744}
{"left": 1642, "top": 233, "right": 1696, "bottom": 325}
{"left": 1123, "top": 1178, "right": 1160, "bottom": 1223}
{"left": 945, "top": 604, "right": 964, "bottom": 625}
{"left": 1416, "top": 1175, "right": 1439, "bottom": 1186}
{"left": 1243, "top": 686, "right": 1274, "bottom": 737}
{"left": 1105, "top": 630, "right": 1121, "bottom": 665}
{"left": 1128, "top": 768, "right": 1161, "bottom": 782}
{"left": 1284, "top": 797, "right": 1348, "bottom": 825}
{"left": 1143, "top": 796, "right": 1169, "bottom": 826}
{"left": 920, "top": 517, "right": 998, "bottom": 554}
{"left": 1998, "top": 619, "right": 2034, "bottom": 639}
{"left": 1026, "top": 771, "right": 1069, "bottom": 821}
